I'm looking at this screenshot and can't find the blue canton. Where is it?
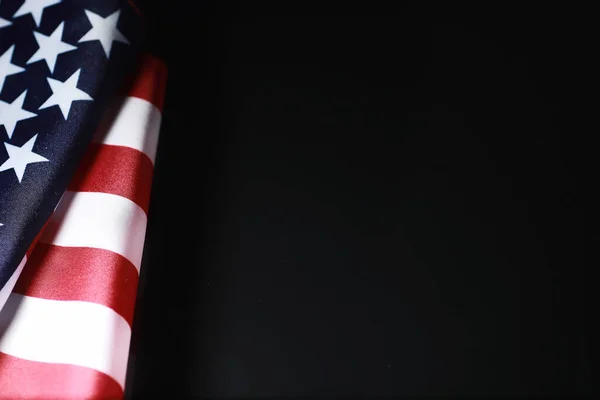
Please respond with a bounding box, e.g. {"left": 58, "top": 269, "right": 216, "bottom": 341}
{"left": 0, "top": 0, "right": 143, "bottom": 300}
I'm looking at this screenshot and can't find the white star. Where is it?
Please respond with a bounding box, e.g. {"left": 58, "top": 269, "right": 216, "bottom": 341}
{"left": 13, "top": 0, "right": 61, "bottom": 27}
{"left": 0, "top": 134, "right": 49, "bottom": 183}
{"left": 79, "top": 9, "right": 129, "bottom": 58}
{"left": 0, "top": 91, "right": 36, "bottom": 139}
{"left": 0, "top": 45, "right": 25, "bottom": 93}
{"left": 39, "top": 69, "right": 92, "bottom": 119}
{"left": 0, "top": 17, "right": 11, "bottom": 29}
{"left": 27, "top": 22, "right": 76, "bottom": 73}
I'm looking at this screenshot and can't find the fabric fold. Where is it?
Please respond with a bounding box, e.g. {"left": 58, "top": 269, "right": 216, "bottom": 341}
{"left": 0, "top": 0, "right": 144, "bottom": 312}
{"left": 0, "top": 53, "right": 167, "bottom": 398}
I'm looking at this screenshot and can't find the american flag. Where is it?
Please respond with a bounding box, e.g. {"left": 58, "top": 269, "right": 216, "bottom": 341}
{"left": 0, "top": 0, "right": 166, "bottom": 397}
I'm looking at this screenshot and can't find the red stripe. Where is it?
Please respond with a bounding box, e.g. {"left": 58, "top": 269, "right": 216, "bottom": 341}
{"left": 128, "top": 0, "right": 142, "bottom": 16}
{"left": 13, "top": 243, "right": 139, "bottom": 326}
{"left": 124, "top": 54, "right": 168, "bottom": 111}
{"left": 25, "top": 217, "right": 52, "bottom": 258}
{"left": 68, "top": 143, "right": 154, "bottom": 214}
{"left": 0, "top": 352, "right": 123, "bottom": 399}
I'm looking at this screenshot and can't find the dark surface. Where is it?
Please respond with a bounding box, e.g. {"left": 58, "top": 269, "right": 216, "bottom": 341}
{"left": 127, "top": 4, "right": 595, "bottom": 397}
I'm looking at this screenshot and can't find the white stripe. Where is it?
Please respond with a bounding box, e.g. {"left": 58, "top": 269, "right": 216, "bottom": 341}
{"left": 94, "top": 96, "right": 162, "bottom": 164}
{"left": 0, "top": 256, "right": 26, "bottom": 312}
{"left": 40, "top": 191, "right": 147, "bottom": 272}
{"left": 0, "top": 294, "right": 131, "bottom": 389}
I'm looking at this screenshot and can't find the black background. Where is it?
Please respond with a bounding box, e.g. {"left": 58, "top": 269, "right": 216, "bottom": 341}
{"left": 126, "top": 3, "right": 595, "bottom": 397}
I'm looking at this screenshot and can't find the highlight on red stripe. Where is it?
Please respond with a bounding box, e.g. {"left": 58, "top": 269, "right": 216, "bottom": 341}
{"left": 0, "top": 352, "right": 123, "bottom": 399}
{"left": 124, "top": 53, "right": 168, "bottom": 111}
{"left": 13, "top": 243, "right": 140, "bottom": 326}
{"left": 68, "top": 143, "right": 154, "bottom": 214}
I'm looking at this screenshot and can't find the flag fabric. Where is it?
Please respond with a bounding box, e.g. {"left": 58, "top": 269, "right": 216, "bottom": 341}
{"left": 0, "top": 0, "right": 167, "bottom": 397}
{"left": 0, "top": 0, "right": 144, "bottom": 308}
{"left": 0, "top": 53, "right": 166, "bottom": 398}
